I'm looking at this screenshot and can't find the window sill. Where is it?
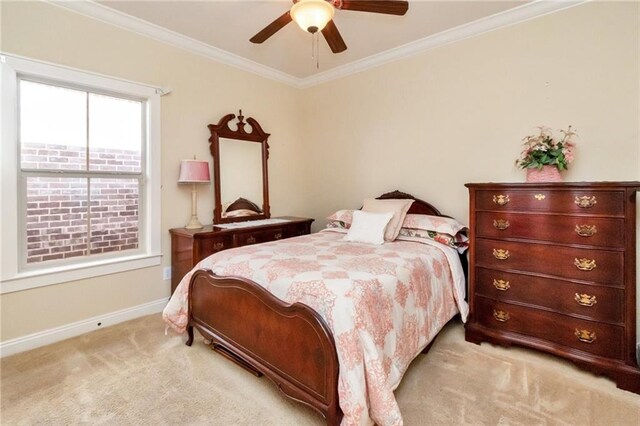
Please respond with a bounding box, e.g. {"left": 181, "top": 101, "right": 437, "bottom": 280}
{"left": 0, "top": 253, "right": 162, "bottom": 294}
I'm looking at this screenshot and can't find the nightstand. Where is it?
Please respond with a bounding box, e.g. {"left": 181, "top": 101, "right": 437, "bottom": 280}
{"left": 169, "top": 216, "right": 313, "bottom": 293}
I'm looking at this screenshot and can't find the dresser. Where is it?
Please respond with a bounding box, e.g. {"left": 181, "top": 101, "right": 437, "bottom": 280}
{"left": 465, "top": 182, "right": 640, "bottom": 393}
{"left": 169, "top": 217, "right": 314, "bottom": 293}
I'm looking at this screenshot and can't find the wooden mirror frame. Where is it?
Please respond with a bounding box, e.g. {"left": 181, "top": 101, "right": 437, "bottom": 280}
{"left": 208, "top": 110, "right": 270, "bottom": 224}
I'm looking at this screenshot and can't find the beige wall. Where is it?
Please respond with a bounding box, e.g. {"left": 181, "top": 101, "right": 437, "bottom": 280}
{"left": 0, "top": 1, "right": 305, "bottom": 341}
{"left": 300, "top": 1, "right": 639, "bottom": 226}
{"left": 1, "top": 1, "right": 639, "bottom": 343}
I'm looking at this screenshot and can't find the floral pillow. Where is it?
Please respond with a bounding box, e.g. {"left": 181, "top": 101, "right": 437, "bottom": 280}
{"left": 402, "top": 214, "right": 467, "bottom": 236}
{"left": 328, "top": 211, "right": 467, "bottom": 234}
{"left": 326, "top": 209, "right": 354, "bottom": 230}
{"left": 327, "top": 210, "right": 469, "bottom": 251}
{"left": 398, "top": 227, "right": 469, "bottom": 252}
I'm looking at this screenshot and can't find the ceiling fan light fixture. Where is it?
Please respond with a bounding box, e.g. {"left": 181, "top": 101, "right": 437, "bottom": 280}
{"left": 290, "top": 0, "right": 335, "bottom": 34}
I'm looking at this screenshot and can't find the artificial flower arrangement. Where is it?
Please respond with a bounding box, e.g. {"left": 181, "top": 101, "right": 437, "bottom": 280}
{"left": 515, "top": 125, "right": 577, "bottom": 171}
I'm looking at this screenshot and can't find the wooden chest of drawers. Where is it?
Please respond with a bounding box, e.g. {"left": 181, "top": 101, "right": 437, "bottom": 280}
{"left": 465, "top": 182, "right": 640, "bottom": 393}
{"left": 169, "top": 217, "right": 313, "bottom": 294}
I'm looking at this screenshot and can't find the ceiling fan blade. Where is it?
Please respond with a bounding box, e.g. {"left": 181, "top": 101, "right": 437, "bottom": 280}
{"left": 321, "top": 20, "right": 347, "bottom": 53}
{"left": 340, "top": 0, "right": 408, "bottom": 16}
{"left": 250, "top": 11, "right": 293, "bottom": 44}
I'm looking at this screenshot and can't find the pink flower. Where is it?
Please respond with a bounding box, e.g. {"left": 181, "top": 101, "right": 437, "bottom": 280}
{"left": 516, "top": 125, "right": 577, "bottom": 170}
{"left": 564, "top": 149, "right": 575, "bottom": 163}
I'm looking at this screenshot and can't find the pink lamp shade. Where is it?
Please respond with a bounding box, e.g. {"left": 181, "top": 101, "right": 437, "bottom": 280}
{"left": 178, "top": 160, "right": 211, "bottom": 183}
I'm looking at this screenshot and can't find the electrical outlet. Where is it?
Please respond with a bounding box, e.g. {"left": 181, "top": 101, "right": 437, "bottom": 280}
{"left": 163, "top": 266, "right": 171, "bottom": 281}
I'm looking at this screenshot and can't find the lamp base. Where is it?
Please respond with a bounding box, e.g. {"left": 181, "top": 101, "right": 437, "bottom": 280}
{"left": 185, "top": 215, "right": 203, "bottom": 230}
{"left": 185, "top": 183, "right": 203, "bottom": 229}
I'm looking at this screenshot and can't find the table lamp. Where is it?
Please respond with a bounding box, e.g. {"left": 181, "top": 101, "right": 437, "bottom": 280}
{"left": 178, "top": 158, "right": 211, "bottom": 229}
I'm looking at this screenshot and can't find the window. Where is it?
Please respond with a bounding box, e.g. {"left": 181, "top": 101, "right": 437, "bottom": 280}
{"left": 1, "top": 55, "right": 162, "bottom": 293}
{"left": 21, "top": 80, "right": 144, "bottom": 264}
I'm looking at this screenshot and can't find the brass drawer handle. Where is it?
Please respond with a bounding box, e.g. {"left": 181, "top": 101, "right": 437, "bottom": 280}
{"left": 575, "top": 329, "right": 596, "bottom": 343}
{"left": 213, "top": 242, "right": 224, "bottom": 250}
{"left": 274, "top": 232, "right": 282, "bottom": 239}
{"left": 534, "top": 194, "right": 546, "bottom": 201}
{"left": 575, "top": 224, "right": 597, "bottom": 237}
{"left": 493, "top": 249, "right": 510, "bottom": 260}
{"left": 575, "top": 293, "right": 597, "bottom": 307}
{"left": 493, "top": 309, "right": 510, "bottom": 322}
{"left": 493, "top": 219, "right": 510, "bottom": 230}
{"left": 493, "top": 279, "right": 510, "bottom": 291}
{"left": 246, "top": 236, "right": 256, "bottom": 244}
{"left": 575, "top": 196, "right": 597, "bottom": 208}
{"left": 574, "top": 258, "right": 596, "bottom": 271}
{"left": 492, "top": 195, "right": 510, "bottom": 206}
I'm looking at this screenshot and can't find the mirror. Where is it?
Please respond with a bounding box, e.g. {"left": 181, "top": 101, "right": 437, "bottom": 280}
{"left": 219, "top": 139, "right": 263, "bottom": 210}
{"left": 209, "top": 110, "right": 270, "bottom": 224}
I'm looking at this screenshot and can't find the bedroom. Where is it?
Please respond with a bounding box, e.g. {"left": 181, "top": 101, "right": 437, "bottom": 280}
{"left": 1, "top": 0, "right": 639, "bottom": 424}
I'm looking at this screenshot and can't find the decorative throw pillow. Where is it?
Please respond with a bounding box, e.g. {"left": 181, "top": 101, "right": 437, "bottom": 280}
{"left": 362, "top": 198, "right": 414, "bottom": 241}
{"left": 345, "top": 210, "right": 394, "bottom": 245}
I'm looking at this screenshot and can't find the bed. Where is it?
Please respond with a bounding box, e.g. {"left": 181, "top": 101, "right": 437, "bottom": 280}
{"left": 163, "top": 191, "right": 468, "bottom": 426}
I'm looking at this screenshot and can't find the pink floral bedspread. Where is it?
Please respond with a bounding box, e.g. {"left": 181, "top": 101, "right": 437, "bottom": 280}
{"left": 163, "top": 229, "right": 468, "bottom": 426}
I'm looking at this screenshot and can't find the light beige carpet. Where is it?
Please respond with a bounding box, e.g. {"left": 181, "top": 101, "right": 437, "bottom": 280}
{"left": 1, "top": 314, "right": 638, "bottom": 425}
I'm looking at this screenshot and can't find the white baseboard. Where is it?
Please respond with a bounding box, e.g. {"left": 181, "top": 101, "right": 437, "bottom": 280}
{"left": 0, "top": 297, "right": 169, "bottom": 358}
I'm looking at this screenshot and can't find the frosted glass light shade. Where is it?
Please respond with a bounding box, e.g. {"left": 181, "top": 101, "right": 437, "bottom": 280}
{"left": 290, "top": 0, "right": 335, "bottom": 33}
{"left": 178, "top": 160, "right": 210, "bottom": 183}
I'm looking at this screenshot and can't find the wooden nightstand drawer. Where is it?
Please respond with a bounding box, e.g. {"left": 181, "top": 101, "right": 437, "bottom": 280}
{"left": 475, "top": 297, "right": 624, "bottom": 360}
{"left": 476, "top": 238, "right": 623, "bottom": 285}
{"left": 476, "top": 212, "right": 625, "bottom": 248}
{"left": 475, "top": 189, "right": 624, "bottom": 216}
{"left": 234, "top": 228, "right": 285, "bottom": 246}
{"left": 198, "top": 235, "right": 234, "bottom": 262}
{"left": 285, "top": 222, "right": 312, "bottom": 238}
{"left": 475, "top": 268, "right": 624, "bottom": 324}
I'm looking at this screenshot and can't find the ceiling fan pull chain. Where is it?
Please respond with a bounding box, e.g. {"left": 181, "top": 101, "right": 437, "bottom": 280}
{"left": 316, "top": 33, "right": 320, "bottom": 69}
{"left": 310, "top": 32, "right": 320, "bottom": 69}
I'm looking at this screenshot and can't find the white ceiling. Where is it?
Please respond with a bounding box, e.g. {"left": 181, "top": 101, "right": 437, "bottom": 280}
{"left": 56, "top": 1, "right": 583, "bottom": 86}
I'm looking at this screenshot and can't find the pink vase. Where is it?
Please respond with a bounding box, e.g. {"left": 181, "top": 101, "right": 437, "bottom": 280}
{"left": 526, "top": 165, "right": 562, "bottom": 182}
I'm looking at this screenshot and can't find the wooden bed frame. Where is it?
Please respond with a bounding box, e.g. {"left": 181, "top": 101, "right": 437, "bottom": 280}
{"left": 185, "top": 190, "right": 465, "bottom": 425}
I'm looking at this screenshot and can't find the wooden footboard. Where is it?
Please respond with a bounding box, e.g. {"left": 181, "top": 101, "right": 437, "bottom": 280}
{"left": 187, "top": 269, "right": 342, "bottom": 425}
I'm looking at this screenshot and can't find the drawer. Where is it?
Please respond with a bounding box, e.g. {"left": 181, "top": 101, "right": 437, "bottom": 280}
{"left": 475, "top": 189, "right": 624, "bottom": 216}
{"left": 474, "top": 296, "right": 624, "bottom": 359}
{"left": 475, "top": 238, "right": 623, "bottom": 286}
{"left": 285, "top": 222, "right": 311, "bottom": 238}
{"left": 197, "top": 235, "right": 234, "bottom": 262}
{"left": 476, "top": 212, "right": 624, "bottom": 248}
{"left": 235, "top": 228, "right": 285, "bottom": 246}
{"left": 475, "top": 268, "right": 624, "bottom": 323}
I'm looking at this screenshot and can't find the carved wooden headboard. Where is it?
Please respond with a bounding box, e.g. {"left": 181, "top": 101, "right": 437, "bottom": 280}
{"left": 376, "top": 190, "right": 442, "bottom": 216}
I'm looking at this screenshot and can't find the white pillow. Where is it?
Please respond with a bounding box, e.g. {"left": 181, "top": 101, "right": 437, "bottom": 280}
{"left": 345, "top": 210, "right": 394, "bottom": 245}
{"left": 362, "top": 198, "right": 414, "bottom": 241}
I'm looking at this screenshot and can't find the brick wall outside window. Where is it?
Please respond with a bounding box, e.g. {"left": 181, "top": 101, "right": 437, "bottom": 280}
{"left": 24, "top": 143, "right": 140, "bottom": 264}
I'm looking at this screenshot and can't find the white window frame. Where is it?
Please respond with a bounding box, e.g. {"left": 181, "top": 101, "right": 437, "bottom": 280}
{"left": 1, "top": 54, "right": 162, "bottom": 294}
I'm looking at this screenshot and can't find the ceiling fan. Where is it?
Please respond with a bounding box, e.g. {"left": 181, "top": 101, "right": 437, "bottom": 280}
{"left": 250, "top": 0, "right": 409, "bottom": 54}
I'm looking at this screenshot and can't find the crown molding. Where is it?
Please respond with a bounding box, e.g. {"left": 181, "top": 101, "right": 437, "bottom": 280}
{"left": 49, "top": 0, "right": 586, "bottom": 90}
{"left": 299, "top": 0, "right": 587, "bottom": 88}
{"left": 48, "top": 0, "right": 300, "bottom": 87}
